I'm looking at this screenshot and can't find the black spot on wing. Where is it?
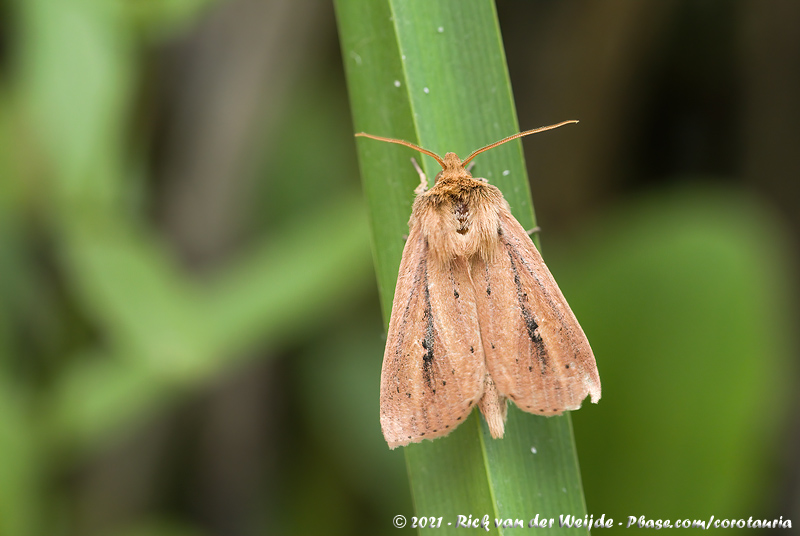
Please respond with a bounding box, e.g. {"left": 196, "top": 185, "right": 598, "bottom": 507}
{"left": 448, "top": 265, "right": 459, "bottom": 299}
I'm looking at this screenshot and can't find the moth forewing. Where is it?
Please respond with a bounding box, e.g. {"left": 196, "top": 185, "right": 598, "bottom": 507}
{"left": 472, "top": 207, "right": 601, "bottom": 416}
{"left": 379, "top": 225, "right": 486, "bottom": 449}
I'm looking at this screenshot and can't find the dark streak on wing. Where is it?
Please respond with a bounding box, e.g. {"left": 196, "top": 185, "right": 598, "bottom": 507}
{"left": 419, "top": 266, "right": 435, "bottom": 431}
{"left": 510, "top": 236, "right": 567, "bottom": 327}
{"left": 421, "top": 264, "right": 436, "bottom": 390}
{"left": 506, "top": 243, "right": 548, "bottom": 370}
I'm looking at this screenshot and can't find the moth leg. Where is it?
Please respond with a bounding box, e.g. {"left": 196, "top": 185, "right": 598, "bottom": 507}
{"left": 411, "top": 157, "right": 428, "bottom": 194}
{"left": 526, "top": 226, "right": 541, "bottom": 236}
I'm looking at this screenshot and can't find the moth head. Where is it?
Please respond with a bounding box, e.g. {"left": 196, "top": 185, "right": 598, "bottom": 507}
{"left": 438, "top": 152, "right": 471, "bottom": 181}
{"left": 355, "top": 120, "right": 578, "bottom": 181}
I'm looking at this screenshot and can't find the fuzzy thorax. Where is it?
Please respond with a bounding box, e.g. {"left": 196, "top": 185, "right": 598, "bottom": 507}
{"left": 412, "top": 153, "right": 507, "bottom": 265}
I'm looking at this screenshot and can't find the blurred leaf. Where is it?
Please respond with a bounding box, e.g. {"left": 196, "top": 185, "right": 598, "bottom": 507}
{"left": 203, "top": 196, "right": 372, "bottom": 361}
{"left": 336, "top": 0, "right": 591, "bottom": 531}
{"left": 0, "top": 382, "right": 41, "bottom": 536}
{"left": 64, "top": 221, "right": 204, "bottom": 373}
{"left": 52, "top": 196, "right": 371, "bottom": 449}
{"left": 19, "top": 0, "right": 131, "bottom": 210}
{"left": 17, "top": 0, "right": 374, "bottom": 455}
{"left": 114, "top": 518, "right": 208, "bottom": 536}
{"left": 558, "top": 185, "right": 795, "bottom": 532}
{"left": 125, "top": 0, "right": 220, "bottom": 39}
{"left": 298, "top": 311, "right": 412, "bottom": 513}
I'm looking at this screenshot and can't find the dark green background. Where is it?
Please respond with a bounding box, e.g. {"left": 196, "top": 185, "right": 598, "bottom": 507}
{"left": 0, "top": 1, "right": 797, "bottom": 535}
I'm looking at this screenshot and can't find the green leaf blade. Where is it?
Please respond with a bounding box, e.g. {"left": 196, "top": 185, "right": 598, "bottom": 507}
{"left": 336, "top": 0, "right": 592, "bottom": 533}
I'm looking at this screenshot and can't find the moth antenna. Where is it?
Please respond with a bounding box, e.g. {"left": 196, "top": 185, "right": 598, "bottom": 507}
{"left": 461, "top": 120, "right": 579, "bottom": 166}
{"left": 355, "top": 132, "right": 446, "bottom": 169}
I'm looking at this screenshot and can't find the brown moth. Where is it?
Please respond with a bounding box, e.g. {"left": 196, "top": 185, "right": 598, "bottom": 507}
{"left": 356, "top": 121, "right": 600, "bottom": 449}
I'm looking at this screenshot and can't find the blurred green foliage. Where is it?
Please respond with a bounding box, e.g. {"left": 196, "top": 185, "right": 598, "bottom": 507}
{"left": 2, "top": 0, "right": 373, "bottom": 534}
{"left": 0, "top": 0, "right": 797, "bottom": 535}
{"left": 564, "top": 186, "right": 795, "bottom": 533}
